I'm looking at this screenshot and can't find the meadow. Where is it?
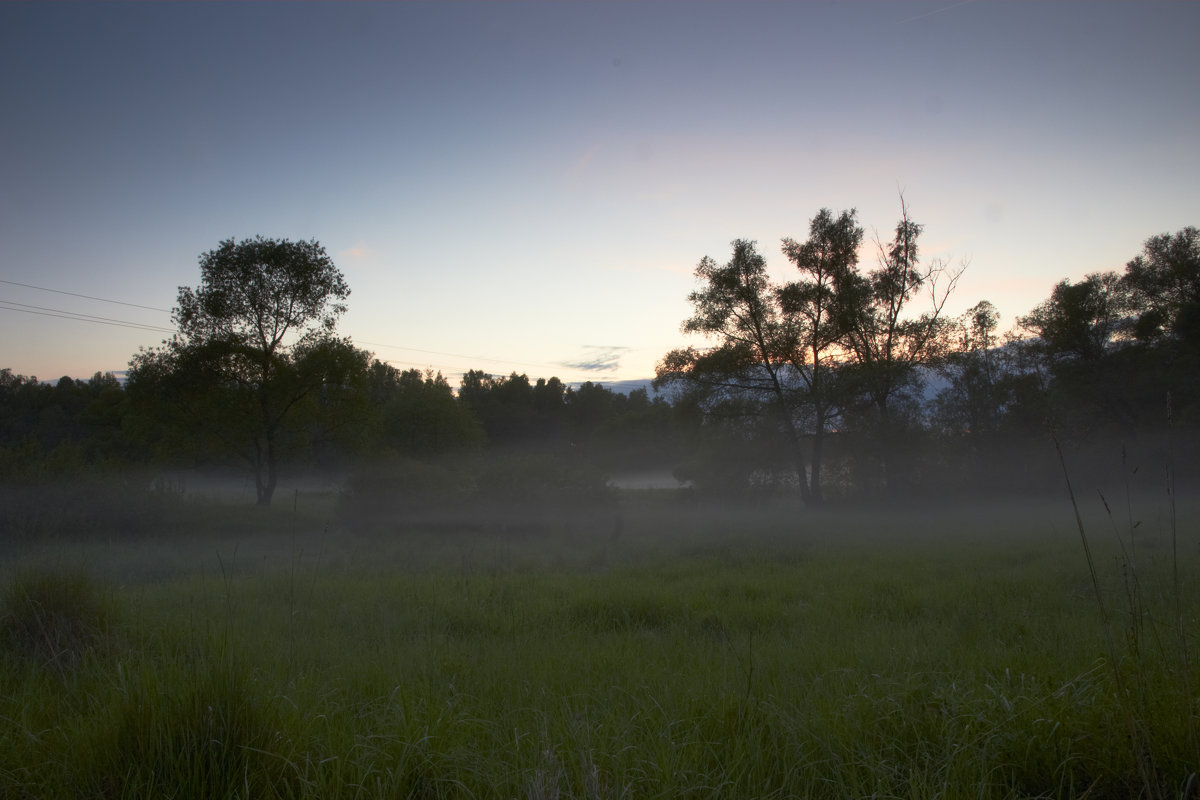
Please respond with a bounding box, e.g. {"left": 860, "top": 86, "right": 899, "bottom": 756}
{"left": 1, "top": 484, "right": 1197, "bottom": 799}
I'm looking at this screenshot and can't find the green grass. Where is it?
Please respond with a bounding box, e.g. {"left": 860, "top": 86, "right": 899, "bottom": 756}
{"left": 1, "top": 492, "right": 1197, "bottom": 798}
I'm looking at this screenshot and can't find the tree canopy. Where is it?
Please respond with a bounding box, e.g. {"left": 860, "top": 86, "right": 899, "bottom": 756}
{"left": 658, "top": 198, "right": 964, "bottom": 502}
{"left": 129, "top": 236, "right": 356, "bottom": 505}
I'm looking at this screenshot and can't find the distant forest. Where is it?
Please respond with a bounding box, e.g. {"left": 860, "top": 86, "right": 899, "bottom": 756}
{"left": 3, "top": 219, "right": 1198, "bottom": 519}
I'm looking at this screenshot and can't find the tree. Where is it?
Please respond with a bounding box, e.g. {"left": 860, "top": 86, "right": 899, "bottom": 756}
{"left": 933, "top": 302, "right": 1006, "bottom": 432}
{"left": 1122, "top": 227, "right": 1200, "bottom": 419}
{"left": 780, "top": 208, "right": 864, "bottom": 503}
{"left": 0, "top": 369, "right": 133, "bottom": 476}
{"left": 657, "top": 199, "right": 968, "bottom": 502}
{"left": 1014, "top": 234, "right": 1200, "bottom": 434}
{"left": 834, "top": 196, "right": 965, "bottom": 494}
{"left": 370, "top": 366, "right": 485, "bottom": 457}
{"left": 128, "top": 236, "right": 352, "bottom": 505}
{"left": 1123, "top": 226, "right": 1200, "bottom": 344}
{"left": 930, "top": 301, "right": 1018, "bottom": 479}
{"left": 1018, "top": 271, "right": 1129, "bottom": 364}
{"left": 656, "top": 239, "right": 816, "bottom": 503}
{"left": 458, "top": 371, "right": 540, "bottom": 447}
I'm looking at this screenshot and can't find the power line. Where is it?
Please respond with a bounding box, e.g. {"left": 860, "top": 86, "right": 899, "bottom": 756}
{"left": 0, "top": 301, "right": 175, "bottom": 334}
{"left": 0, "top": 279, "right": 171, "bottom": 313}
{"left": 0, "top": 282, "right": 634, "bottom": 375}
{"left": 0, "top": 303, "right": 642, "bottom": 377}
{"left": 0, "top": 283, "right": 654, "bottom": 381}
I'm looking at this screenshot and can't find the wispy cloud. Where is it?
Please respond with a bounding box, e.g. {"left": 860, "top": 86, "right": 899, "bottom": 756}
{"left": 561, "top": 345, "right": 630, "bottom": 373}
{"left": 339, "top": 241, "right": 377, "bottom": 261}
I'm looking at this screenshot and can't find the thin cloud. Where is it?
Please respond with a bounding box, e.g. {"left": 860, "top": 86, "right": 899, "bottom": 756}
{"left": 339, "top": 241, "right": 377, "bottom": 261}
{"left": 561, "top": 345, "right": 631, "bottom": 374}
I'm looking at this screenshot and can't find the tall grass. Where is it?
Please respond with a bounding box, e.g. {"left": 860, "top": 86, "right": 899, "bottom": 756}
{"left": 0, "top": 568, "right": 118, "bottom": 679}
{"left": 0, "top": 491, "right": 1196, "bottom": 798}
{"left": 1051, "top": 427, "right": 1200, "bottom": 800}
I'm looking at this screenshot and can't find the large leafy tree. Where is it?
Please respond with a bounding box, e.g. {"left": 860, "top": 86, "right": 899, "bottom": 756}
{"left": 1018, "top": 271, "right": 1129, "bottom": 364}
{"left": 838, "top": 199, "right": 963, "bottom": 421}
{"left": 1122, "top": 226, "right": 1200, "bottom": 419}
{"left": 1015, "top": 230, "right": 1200, "bottom": 433}
{"left": 780, "top": 208, "right": 864, "bottom": 503}
{"left": 1123, "top": 226, "right": 1200, "bottom": 344}
{"left": 657, "top": 239, "right": 816, "bottom": 503}
{"left": 658, "top": 200, "right": 967, "bottom": 502}
{"left": 835, "top": 197, "right": 964, "bottom": 493}
{"left": 128, "top": 236, "right": 355, "bottom": 505}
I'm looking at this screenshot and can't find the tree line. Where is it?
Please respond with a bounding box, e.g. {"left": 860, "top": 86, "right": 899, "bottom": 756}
{"left": 0, "top": 239, "right": 688, "bottom": 507}
{"left": 657, "top": 201, "right": 1200, "bottom": 503}
{"left": 0, "top": 365, "right": 686, "bottom": 506}
{"left": 2, "top": 219, "right": 1197, "bottom": 510}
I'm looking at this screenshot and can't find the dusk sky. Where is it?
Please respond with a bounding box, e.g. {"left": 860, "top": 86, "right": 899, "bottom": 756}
{"left": 2, "top": 1, "right": 1198, "bottom": 386}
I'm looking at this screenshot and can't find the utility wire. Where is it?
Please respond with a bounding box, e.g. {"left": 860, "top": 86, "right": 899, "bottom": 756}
{"left": 0, "top": 283, "right": 600, "bottom": 373}
{"left": 1, "top": 283, "right": 649, "bottom": 381}
{"left": 0, "top": 302, "right": 175, "bottom": 333}
{"left": 0, "top": 278, "right": 171, "bottom": 313}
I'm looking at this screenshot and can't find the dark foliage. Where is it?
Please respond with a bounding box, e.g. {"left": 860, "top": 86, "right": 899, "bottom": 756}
{"left": 3, "top": 223, "right": 1199, "bottom": 515}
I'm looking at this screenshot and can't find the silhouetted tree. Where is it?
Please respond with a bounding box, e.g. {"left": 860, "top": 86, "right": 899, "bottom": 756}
{"left": 780, "top": 208, "right": 864, "bottom": 502}
{"left": 1018, "top": 271, "right": 1129, "bottom": 364}
{"left": 371, "top": 366, "right": 484, "bottom": 457}
{"left": 935, "top": 301, "right": 1003, "bottom": 435}
{"left": 1123, "top": 226, "right": 1200, "bottom": 345}
{"left": 658, "top": 200, "right": 968, "bottom": 502}
{"left": 128, "top": 236, "right": 353, "bottom": 505}
{"left": 833, "top": 196, "right": 965, "bottom": 494}
{"left": 656, "top": 239, "right": 816, "bottom": 503}
{"left": 0, "top": 369, "right": 131, "bottom": 476}
{"left": 458, "top": 371, "right": 540, "bottom": 447}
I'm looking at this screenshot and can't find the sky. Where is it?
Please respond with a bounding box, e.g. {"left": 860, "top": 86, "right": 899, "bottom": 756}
{"left": 2, "top": 1, "right": 1198, "bottom": 386}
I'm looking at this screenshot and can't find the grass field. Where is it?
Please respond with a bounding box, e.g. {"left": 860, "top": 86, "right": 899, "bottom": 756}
{"left": 1, "top": 487, "right": 1197, "bottom": 798}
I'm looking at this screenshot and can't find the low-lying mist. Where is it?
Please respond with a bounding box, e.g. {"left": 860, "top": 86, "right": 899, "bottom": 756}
{"left": 2, "top": 435, "right": 1193, "bottom": 588}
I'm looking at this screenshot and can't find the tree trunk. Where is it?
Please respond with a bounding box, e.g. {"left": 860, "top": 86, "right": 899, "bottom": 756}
{"left": 772, "top": 401, "right": 812, "bottom": 506}
{"left": 251, "top": 438, "right": 269, "bottom": 506}
{"left": 810, "top": 416, "right": 826, "bottom": 505}
{"left": 257, "top": 423, "right": 278, "bottom": 506}
{"left": 876, "top": 399, "right": 898, "bottom": 499}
